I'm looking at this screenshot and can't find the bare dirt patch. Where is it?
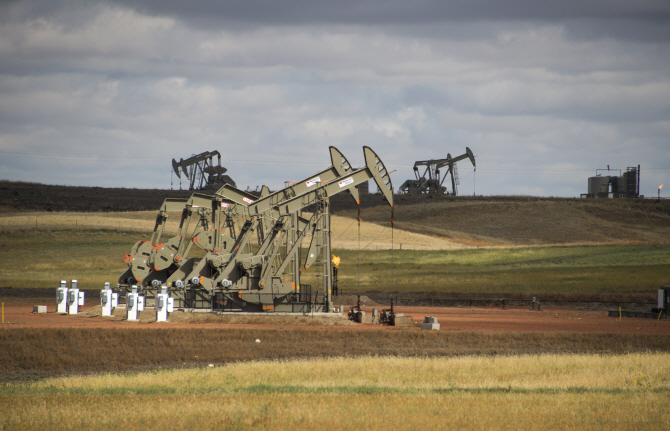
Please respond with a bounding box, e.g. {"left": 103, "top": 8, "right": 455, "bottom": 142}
{"left": 2, "top": 302, "right": 668, "bottom": 383}
{"left": 3, "top": 302, "right": 668, "bottom": 335}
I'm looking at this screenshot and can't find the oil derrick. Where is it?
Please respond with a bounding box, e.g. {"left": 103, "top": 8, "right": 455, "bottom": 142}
{"left": 399, "top": 147, "right": 476, "bottom": 195}
{"left": 172, "top": 150, "right": 236, "bottom": 190}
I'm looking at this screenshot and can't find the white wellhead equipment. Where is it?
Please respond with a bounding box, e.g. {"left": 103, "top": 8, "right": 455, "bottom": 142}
{"left": 67, "top": 279, "right": 85, "bottom": 315}
{"left": 101, "top": 282, "right": 119, "bottom": 317}
{"left": 126, "top": 285, "right": 145, "bottom": 321}
{"left": 57, "top": 280, "right": 68, "bottom": 314}
{"left": 155, "top": 286, "right": 174, "bottom": 322}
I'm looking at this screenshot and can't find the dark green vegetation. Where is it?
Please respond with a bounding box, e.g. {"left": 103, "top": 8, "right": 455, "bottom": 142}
{"left": 1, "top": 228, "right": 668, "bottom": 298}
{"left": 334, "top": 245, "right": 670, "bottom": 297}
{"left": 0, "top": 180, "right": 194, "bottom": 212}
{"left": 2, "top": 328, "right": 669, "bottom": 383}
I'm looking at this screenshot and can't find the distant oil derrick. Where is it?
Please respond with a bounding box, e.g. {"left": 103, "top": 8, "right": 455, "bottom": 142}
{"left": 172, "top": 151, "right": 236, "bottom": 190}
{"left": 399, "top": 147, "right": 476, "bottom": 195}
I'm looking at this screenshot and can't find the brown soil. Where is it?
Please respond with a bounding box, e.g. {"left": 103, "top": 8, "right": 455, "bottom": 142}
{"left": 2, "top": 302, "right": 669, "bottom": 383}
{"left": 3, "top": 302, "right": 668, "bottom": 335}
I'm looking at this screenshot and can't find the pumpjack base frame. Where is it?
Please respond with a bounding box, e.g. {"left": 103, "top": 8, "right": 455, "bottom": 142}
{"left": 178, "top": 310, "right": 342, "bottom": 317}
{"left": 118, "top": 285, "right": 330, "bottom": 313}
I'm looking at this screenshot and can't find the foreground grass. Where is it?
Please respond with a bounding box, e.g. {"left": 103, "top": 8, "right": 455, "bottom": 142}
{"left": 3, "top": 328, "right": 669, "bottom": 383}
{"left": 335, "top": 244, "right": 670, "bottom": 294}
{"left": 2, "top": 354, "right": 669, "bottom": 430}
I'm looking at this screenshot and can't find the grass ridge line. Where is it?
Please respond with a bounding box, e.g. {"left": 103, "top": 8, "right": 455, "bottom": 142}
{"left": 2, "top": 384, "right": 668, "bottom": 396}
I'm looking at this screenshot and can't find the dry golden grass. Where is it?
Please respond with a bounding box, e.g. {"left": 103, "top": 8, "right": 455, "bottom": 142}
{"left": 2, "top": 355, "right": 669, "bottom": 430}
{"left": 23, "top": 353, "right": 670, "bottom": 391}
{"left": 0, "top": 210, "right": 466, "bottom": 250}
{"left": 329, "top": 214, "right": 468, "bottom": 250}
{"left": 0, "top": 211, "right": 179, "bottom": 234}
{"left": 1, "top": 392, "right": 668, "bottom": 430}
{"left": 2, "top": 328, "right": 669, "bottom": 383}
{"left": 349, "top": 197, "right": 670, "bottom": 246}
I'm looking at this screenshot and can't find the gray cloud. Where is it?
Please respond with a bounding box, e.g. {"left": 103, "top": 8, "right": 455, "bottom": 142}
{"left": 0, "top": 0, "right": 668, "bottom": 197}
{"left": 111, "top": 1, "right": 670, "bottom": 24}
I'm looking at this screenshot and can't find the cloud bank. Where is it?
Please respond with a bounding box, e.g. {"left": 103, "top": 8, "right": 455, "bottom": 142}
{"left": 1, "top": 0, "right": 668, "bottom": 197}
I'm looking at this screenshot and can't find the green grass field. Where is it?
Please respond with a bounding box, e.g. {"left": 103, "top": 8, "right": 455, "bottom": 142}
{"left": 0, "top": 228, "right": 131, "bottom": 289}
{"left": 1, "top": 228, "right": 668, "bottom": 296}
{"left": 332, "top": 244, "right": 670, "bottom": 296}
{"left": 2, "top": 354, "right": 669, "bottom": 430}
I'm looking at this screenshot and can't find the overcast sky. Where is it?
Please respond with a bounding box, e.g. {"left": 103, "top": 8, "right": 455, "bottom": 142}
{"left": 1, "top": 0, "right": 668, "bottom": 197}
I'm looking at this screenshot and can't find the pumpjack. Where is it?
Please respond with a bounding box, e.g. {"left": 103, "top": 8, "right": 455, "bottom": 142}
{"left": 119, "top": 146, "right": 393, "bottom": 313}
{"left": 399, "top": 147, "right": 475, "bottom": 195}
{"left": 172, "top": 150, "right": 236, "bottom": 190}
{"left": 166, "top": 146, "right": 393, "bottom": 313}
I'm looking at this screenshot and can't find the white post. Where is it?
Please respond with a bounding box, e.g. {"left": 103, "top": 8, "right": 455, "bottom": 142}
{"left": 68, "top": 280, "right": 81, "bottom": 315}
{"left": 68, "top": 288, "right": 79, "bottom": 314}
{"left": 156, "top": 286, "right": 171, "bottom": 322}
{"left": 57, "top": 280, "right": 68, "bottom": 314}
{"left": 101, "top": 282, "right": 114, "bottom": 316}
{"left": 127, "top": 286, "right": 139, "bottom": 321}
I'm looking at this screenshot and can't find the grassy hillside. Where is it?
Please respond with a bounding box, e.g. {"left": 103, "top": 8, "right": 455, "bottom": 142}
{"left": 337, "top": 196, "right": 670, "bottom": 245}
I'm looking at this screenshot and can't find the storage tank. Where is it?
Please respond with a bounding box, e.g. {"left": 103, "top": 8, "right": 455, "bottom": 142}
{"left": 588, "top": 176, "right": 610, "bottom": 196}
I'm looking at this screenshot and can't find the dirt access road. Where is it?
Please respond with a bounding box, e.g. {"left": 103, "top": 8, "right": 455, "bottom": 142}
{"left": 2, "top": 302, "right": 669, "bottom": 335}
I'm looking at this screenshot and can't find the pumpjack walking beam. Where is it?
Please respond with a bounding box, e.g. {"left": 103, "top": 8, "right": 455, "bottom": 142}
{"left": 211, "top": 146, "right": 361, "bottom": 291}
{"left": 272, "top": 146, "right": 393, "bottom": 311}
